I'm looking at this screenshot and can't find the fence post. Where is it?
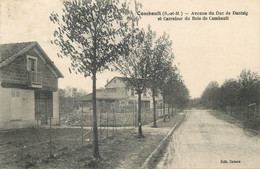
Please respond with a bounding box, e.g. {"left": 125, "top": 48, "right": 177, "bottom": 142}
{"left": 37, "top": 115, "right": 39, "bottom": 130}
{"left": 106, "top": 107, "right": 108, "bottom": 138}
{"left": 113, "top": 104, "right": 117, "bottom": 134}
{"left": 112, "top": 105, "right": 114, "bottom": 136}
{"left": 37, "top": 115, "right": 40, "bottom": 141}
{"left": 99, "top": 102, "right": 102, "bottom": 140}
{"left": 81, "top": 103, "right": 84, "bottom": 146}
{"left": 133, "top": 104, "right": 135, "bottom": 128}
{"left": 49, "top": 116, "right": 53, "bottom": 157}
{"left": 124, "top": 107, "right": 126, "bottom": 130}
{"left": 134, "top": 101, "right": 137, "bottom": 127}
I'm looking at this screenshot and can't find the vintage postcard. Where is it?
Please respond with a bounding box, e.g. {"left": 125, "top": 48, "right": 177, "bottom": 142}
{"left": 0, "top": 0, "right": 260, "bottom": 168}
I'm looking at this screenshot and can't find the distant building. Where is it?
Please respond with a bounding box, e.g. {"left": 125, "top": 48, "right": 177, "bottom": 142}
{"left": 0, "top": 42, "right": 63, "bottom": 129}
{"left": 78, "top": 76, "right": 163, "bottom": 111}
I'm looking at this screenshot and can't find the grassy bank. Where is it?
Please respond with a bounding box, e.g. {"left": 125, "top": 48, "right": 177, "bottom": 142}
{"left": 0, "top": 112, "right": 185, "bottom": 169}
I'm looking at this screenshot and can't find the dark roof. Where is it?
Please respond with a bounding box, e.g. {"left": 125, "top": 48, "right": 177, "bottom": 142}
{"left": 77, "top": 90, "right": 127, "bottom": 101}
{"left": 0, "top": 41, "right": 63, "bottom": 78}
{"left": 0, "top": 42, "right": 34, "bottom": 62}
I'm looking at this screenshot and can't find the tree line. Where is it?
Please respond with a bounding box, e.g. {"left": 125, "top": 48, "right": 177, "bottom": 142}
{"left": 200, "top": 69, "right": 260, "bottom": 117}
{"left": 50, "top": 0, "right": 189, "bottom": 159}
{"left": 59, "top": 86, "right": 88, "bottom": 123}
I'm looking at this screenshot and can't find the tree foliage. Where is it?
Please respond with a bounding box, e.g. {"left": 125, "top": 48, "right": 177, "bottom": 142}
{"left": 221, "top": 79, "right": 241, "bottom": 109}
{"left": 114, "top": 25, "right": 154, "bottom": 137}
{"left": 50, "top": 0, "right": 132, "bottom": 76}
{"left": 200, "top": 69, "right": 260, "bottom": 118}
{"left": 146, "top": 30, "right": 174, "bottom": 126}
{"left": 163, "top": 67, "right": 189, "bottom": 111}
{"left": 238, "top": 69, "right": 260, "bottom": 106}
{"left": 201, "top": 81, "right": 220, "bottom": 109}
{"left": 50, "top": 0, "right": 190, "bottom": 155}
{"left": 50, "top": 0, "right": 133, "bottom": 158}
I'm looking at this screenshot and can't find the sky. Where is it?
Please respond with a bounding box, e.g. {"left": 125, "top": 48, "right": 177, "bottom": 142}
{"left": 0, "top": 0, "right": 259, "bottom": 98}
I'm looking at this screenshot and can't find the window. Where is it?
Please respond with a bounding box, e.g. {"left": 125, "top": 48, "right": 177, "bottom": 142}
{"left": 27, "top": 56, "right": 37, "bottom": 72}
{"left": 11, "top": 90, "right": 20, "bottom": 97}
{"left": 28, "top": 58, "right": 36, "bottom": 71}
{"left": 27, "top": 56, "right": 39, "bottom": 84}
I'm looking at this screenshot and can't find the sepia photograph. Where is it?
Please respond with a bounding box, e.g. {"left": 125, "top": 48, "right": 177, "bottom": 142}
{"left": 0, "top": 0, "right": 260, "bottom": 168}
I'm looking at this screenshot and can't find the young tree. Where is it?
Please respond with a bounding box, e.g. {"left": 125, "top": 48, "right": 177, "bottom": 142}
{"left": 148, "top": 32, "right": 174, "bottom": 127}
{"left": 50, "top": 0, "right": 132, "bottom": 158}
{"left": 238, "top": 69, "right": 260, "bottom": 118}
{"left": 115, "top": 26, "right": 154, "bottom": 138}
{"left": 159, "top": 63, "right": 181, "bottom": 121}
{"left": 221, "top": 79, "right": 241, "bottom": 114}
{"left": 201, "top": 81, "right": 220, "bottom": 109}
{"left": 173, "top": 79, "right": 190, "bottom": 111}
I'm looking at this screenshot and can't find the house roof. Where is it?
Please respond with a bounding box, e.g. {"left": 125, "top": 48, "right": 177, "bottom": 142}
{"left": 105, "top": 76, "right": 151, "bottom": 88}
{"left": 105, "top": 76, "right": 128, "bottom": 87}
{"left": 0, "top": 41, "right": 64, "bottom": 78}
{"left": 77, "top": 89, "right": 128, "bottom": 102}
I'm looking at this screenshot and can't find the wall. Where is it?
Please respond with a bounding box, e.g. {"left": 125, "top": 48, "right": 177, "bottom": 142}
{"left": 0, "top": 54, "right": 28, "bottom": 85}
{"left": 24, "top": 48, "right": 59, "bottom": 91}
{"left": 0, "top": 85, "right": 36, "bottom": 129}
{"left": 0, "top": 83, "right": 11, "bottom": 121}
{"left": 0, "top": 47, "right": 58, "bottom": 91}
{"left": 0, "top": 46, "right": 61, "bottom": 129}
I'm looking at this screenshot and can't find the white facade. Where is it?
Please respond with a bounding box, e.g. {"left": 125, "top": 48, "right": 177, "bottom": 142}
{"left": 105, "top": 77, "right": 163, "bottom": 109}
{"left": 0, "top": 42, "right": 63, "bottom": 129}
{"left": 0, "top": 85, "right": 36, "bottom": 129}
{"left": 0, "top": 84, "right": 60, "bottom": 129}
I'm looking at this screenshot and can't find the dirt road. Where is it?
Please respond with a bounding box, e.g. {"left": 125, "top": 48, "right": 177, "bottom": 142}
{"left": 157, "top": 110, "right": 260, "bottom": 169}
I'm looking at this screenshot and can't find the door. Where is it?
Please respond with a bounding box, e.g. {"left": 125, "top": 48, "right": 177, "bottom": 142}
{"left": 35, "top": 90, "right": 53, "bottom": 125}
{"left": 10, "top": 90, "right": 22, "bottom": 120}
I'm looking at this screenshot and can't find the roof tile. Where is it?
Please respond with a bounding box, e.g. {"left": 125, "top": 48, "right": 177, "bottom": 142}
{"left": 0, "top": 42, "right": 36, "bottom": 63}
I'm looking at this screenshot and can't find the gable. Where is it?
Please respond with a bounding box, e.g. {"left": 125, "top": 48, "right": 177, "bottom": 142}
{"left": 105, "top": 77, "right": 127, "bottom": 88}
{"left": 27, "top": 47, "right": 60, "bottom": 78}
{"left": 0, "top": 42, "right": 63, "bottom": 78}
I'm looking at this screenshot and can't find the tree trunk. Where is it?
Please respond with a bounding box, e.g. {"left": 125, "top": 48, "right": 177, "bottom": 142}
{"left": 168, "top": 103, "right": 170, "bottom": 119}
{"left": 92, "top": 71, "right": 100, "bottom": 159}
{"left": 175, "top": 104, "right": 177, "bottom": 115}
{"left": 163, "top": 96, "right": 166, "bottom": 122}
{"left": 171, "top": 104, "right": 173, "bottom": 116}
{"left": 152, "top": 89, "right": 157, "bottom": 127}
{"left": 138, "top": 92, "right": 144, "bottom": 137}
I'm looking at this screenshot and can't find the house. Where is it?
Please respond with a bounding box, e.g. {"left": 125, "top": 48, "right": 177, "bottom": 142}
{"left": 78, "top": 76, "right": 163, "bottom": 112}
{"left": 0, "top": 42, "right": 63, "bottom": 129}
{"left": 77, "top": 87, "right": 128, "bottom": 112}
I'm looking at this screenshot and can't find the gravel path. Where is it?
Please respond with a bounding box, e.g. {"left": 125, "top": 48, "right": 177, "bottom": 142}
{"left": 157, "top": 109, "right": 260, "bottom": 169}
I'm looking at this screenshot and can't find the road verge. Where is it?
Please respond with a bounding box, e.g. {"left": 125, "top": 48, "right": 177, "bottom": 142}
{"left": 141, "top": 112, "right": 187, "bottom": 169}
